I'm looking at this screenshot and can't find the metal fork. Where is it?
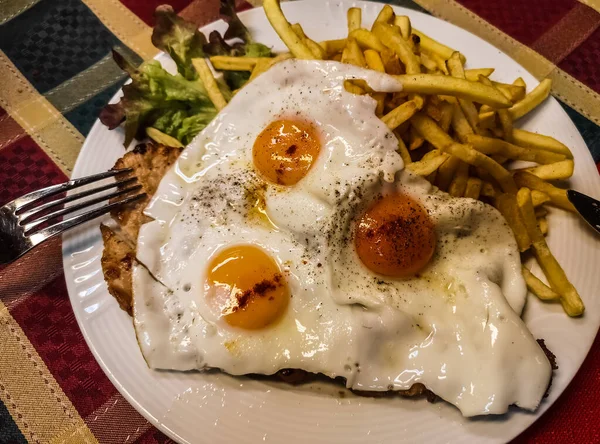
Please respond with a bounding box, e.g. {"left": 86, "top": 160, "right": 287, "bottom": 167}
{"left": 0, "top": 169, "right": 145, "bottom": 265}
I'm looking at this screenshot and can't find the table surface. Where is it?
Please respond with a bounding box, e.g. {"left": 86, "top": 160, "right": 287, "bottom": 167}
{"left": 0, "top": 0, "right": 598, "bottom": 443}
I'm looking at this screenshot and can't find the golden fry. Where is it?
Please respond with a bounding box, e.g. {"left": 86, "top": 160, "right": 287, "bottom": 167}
{"left": 521, "top": 266, "right": 560, "bottom": 301}
{"left": 531, "top": 190, "right": 550, "bottom": 207}
{"left": 396, "top": 135, "right": 412, "bottom": 165}
{"left": 509, "top": 78, "right": 552, "bottom": 120}
{"left": 406, "top": 150, "right": 449, "bottom": 176}
{"left": 495, "top": 193, "right": 532, "bottom": 251}
{"left": 394, "top": 15, "right": 412, "bottom": 39}
{"left": 373, "top": 23, "right": 421, "bottom": 74}
{"left": 513, "top": 171, "right": 575, "bottom": 212}
{"left": 464, "top": 68, "right": 495, "bottom": 82}
{"left": 364, "top": 49, "right": 385, "bottom": 72}
{"left": 347, "top": 7, "right": 361, "bottom": 32}
{"left": 321, "top": 38, "right": 347, "bottom": 56}
{"left": 372, "top": 4, "right": 395, "bottom": 28}
{"left": 350, "top": 29, "right": 385, "bottom": 52}
{"left": 492, "top": 81, "right": 526, "bottom": 103}
{"left": 518, "top": 159, "right": 575, "bottom": 180}
{"left": 451, "top": 101, "right": 475, "bottom": 143}
{"left": 436, "top": 154, "right": 460, "bottom": 191}
{"left": 263, "top": 0, "right": 316, "bottom": 59}
{"left": 209, "top": 56, "right": 266, "bottom": 70}
{"left": 438, "top": 101, "right": 454, "bottom": 132}
{"left": 538, "top": 217, "right": 548, "bottom": 236}
{"left": 464, "top": 176, "right": 483, "bottom": 199}
{"left": 466, "top": 134, "right": 566, "bottom": 164}
{"left": 146, "top": 127, "right": 184, "bottom": 148}
{"left": 447, "top": 53, "right": 480, "bottom": 132}
{"left": 516, "top": 188, "right": 584, "bottom": 316}
{"left": 382, "top": 99, "right": 421, "bottom": 130}
{"left": 192, "top": 58, "right": 228, "bottom": 111}
{"left": 512, "top": 129, "right": 573, "bottom": 158}
{"left": 395, "top": 74, "right": 512, "bottom": 107}
{"left": 448, "top": 161, "right": 469, "bottom": 197}
{"left": 412, "top": 29, "right": 466, "bottom": 63}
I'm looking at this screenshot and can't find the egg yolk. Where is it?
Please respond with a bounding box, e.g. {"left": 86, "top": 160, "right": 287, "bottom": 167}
{"left": 205, "top": 245, "right": 289, "bottom": 329}
{"left": 354, "top": 193, "right": 436, "bottom": 278}
{"left": 253, "top": 119, "right": 320, "bottom": 185}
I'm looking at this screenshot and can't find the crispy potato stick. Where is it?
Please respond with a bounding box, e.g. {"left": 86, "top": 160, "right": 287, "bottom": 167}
{"left": 420, "top": 52, "right": 438, "bottom": 72}
{"left": 464, "top": 177, "right": 483, "bottom": 199}
{"left": 380, "top": 48, "right": 402, "bottom": 75}
{"left": 478, "top": 111, "right": 496, "bottom": 129}
{"left": 535, "top": 207, "right": 548, "bottom": 218}
{"left": 373, "top": 4, "right": 395, "bottom": 28}
{"left": 406, "top": 150, "right": 449, "bottom": 176}
{"left": 538, "top": 217, "right": 548, "bottom": 235}
{"left": 248, "top": 58, "right": 270, "bottom": 81}
{"left": 263, "top": 0, "right": 316, "bottom": 59}
{"left": 436, "top": 154, "right": 460, "bottom": 191}
{"left": 209, "top": 56, "right": 266, "bottom": 70}
{"left": 411, "top": 29, "right": 466, "bottom": 63}
{"left": 481, "top": 181, "right": 498, "bottom": 198}
{"left": 512, "top": 129, "right": 573, "bottom": 158}
{"left": 364, "top": 49, "right": 385, "bottom": 72}
{"left": 466, "top": 134, "right": 566, "bottom": 164}
{"left": 349, "top": 29, "right": 385, "bottom": 52}
{"left": 521, "top": 266, "right": 560, "bottom": 301}
{"left": 531, "top": 190, "right": 550, "bottom": 207}
{"left": 509, "top": 78, "right": 552, "bottom": 120}
{"left": 438, "top": 101, "right": 454, "bottom": 132}
{"left": 422, "top": 50, "right": 449, "bottom": 74}
{"left": 513, "top": 171, "right": 575, "bottom": 211}
{"left": 345, "top": 38, "right": 367, "bottom": 67}
{"left": 477, "top": 75, "right": 513, "bottom": 141}
{"left": 409, "top": 127, "right": 425, "bottom": 150}
{"left": 448, "top": 161, "right": 469, "bottom": 197}
{"left": 396, "top": 135, "right": 412, "bottom": 165}
{"left": 518, "top": 159, "right": 575, "bottom": 180}
{"left": 513, "top": 77, "right": 526, "bottom": 89}
{"left": 347, "top": 7, "right": 361, "bottom": 32}
{"left": 382, "top": 99, "right": 421, "bottom": 130}
{"left": 396, "top": 75, "right": 512, "bottom": 107}
{"left": 290, "top": 23, "right": 325, "bottom": 59}
{"left": 447, "top": 53, "right": 480, "bottom": 132}
{"left": 516, "top": 188, "right": 584, "bottom": 316}
{"left": 394, "top": 15, "right": 412, "bottom": 39}
{"left": 146, "top": 127, "right": 184, "bottom": 148}
{"left": 410, "top": 113, "right": 517, "bottom": 193}
{"left": 373, "top": 23, "right": 421, "bottom": 74}
{"left": 321, "top": 38, "right": 347, "bottom": 56}
{"left": 451, "top": 101, "right": 475, "bottom": 143}
{"left": 464, "top": 68, "right": 495, "bottom": 82}
{"left": 495, "top": 193, "right": 532, "bottom": 251}
{"left": 191, "top": 58, "right": 228, "bottom": 111}
{"left": 424, "top": 102, "right": 442, "bottom": 121}
{"left": 492, "top": 81, "right": 526, "bottom": 103}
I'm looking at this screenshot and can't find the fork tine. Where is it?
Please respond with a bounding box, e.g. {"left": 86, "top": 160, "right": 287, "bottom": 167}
{"left": 10, "top": 168, "right": 132, "bottom": 211}
{"left": 24, "top": 184, "right": 143, "bottom": 234}
{"left": 19, "top": 176, "right": 138, "bottom": 223}
{"left": 27, "top": 193, "right": 146, "bottom": 247}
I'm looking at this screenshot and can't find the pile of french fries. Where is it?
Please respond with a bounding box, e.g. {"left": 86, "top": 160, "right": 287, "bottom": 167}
{"left": 194, "top": 1, "right": 583, "bottom": 316}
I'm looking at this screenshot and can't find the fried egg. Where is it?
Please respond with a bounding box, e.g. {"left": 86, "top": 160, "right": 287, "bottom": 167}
{"left": 133, "top": 60, "right": 552, "bottom": 417}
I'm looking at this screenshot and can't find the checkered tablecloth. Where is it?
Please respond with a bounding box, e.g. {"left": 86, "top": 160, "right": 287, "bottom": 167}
{"left": 0, "top": 1, "right": 598, "bottom": 442}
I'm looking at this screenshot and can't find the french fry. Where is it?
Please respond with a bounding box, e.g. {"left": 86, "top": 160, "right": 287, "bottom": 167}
{"left": 464, "top": 177, "right": 483, "bottom": 199}
{"left": 373, "top": 4, "right": 395, "bottom": 28}
{"left": 521, "top": 266, "right": 560, "bottom": 301}
{"left": 343, "top": 80, "right": 365, "bottom": 95}
{"left": 451, "top": 101, "right": 474, "bottom": 143}
{"left": 290, "top": 23, "right": 325, "bottom": 59}
{"left": 531, "top": 190, "right": 550, "bottom": 207}
{"left": 380, "top": 48, "right": 403, "bottom": 75}
{"left": 419, "top": 52, "right": 438, "bottom": 72}
{"left": 517, "top": 159, "right": 575, "bottom": 180}
{"left": 436, "top": 154, "right": 460, "bottom": 191}
{"left": 249, "top": 58, "right": 271, "bottom": 81}
{"left": 516, "top": 188, "right": 584, "bottom": 316}
{"left": 209, "top": 56, "right": 267, "bottom": 71}
{"left": 373, "top": 23, "right": 421, "bottom": 74}
{"left": 481, "top": 181, "right": 499, "bottom": 198}
{"left": 146, "top": 127, "right": 184, "bottom": 148}
{"left": 478, "top": 75, "right": 514, "bottom": 142}
{"left": 263, "top": 0, "right": 316, "bottom": 59}
{"left": 347, "top": 7, "right": 361, "bottom": 32}
{"left": 512, "top": 129, "right": 573, "bottom": 158}
{"left": 464, "top": 68, "right": 495, "bottom": 82}
{"left": 396, "top": 135, "right": 412, "bottom": 165}
{"left": 466, "top": 134, "right": 567, "bottom": 164}
{"left": 538, "top": 217, "right": 548, "bottom": 235}
{"left": 410, "top": 113, "right": 517, "bottom": 193}
{"left": 349, "top": 29, "right": 386, "bottom": 52}
{"left": 424, "top": 101, "right": 443, "bottom": 121}
{"left": 448, "top": 161, "right": 469, "bottom": 197}
{"left": 395, "top": 74, "right": 512, "bottom": 107}
{"left": 495, "top": 193, "right": 532, "bottom": 251}
{"left": 423, "top": 50, "right": 449, "bottom": 75}
{"left": 438, "top": 101, "right": 454, "bottom": 132}
{"left": 321, "top": 38, "right": 347, "bottom": 56}
{"left": 509, "top": 78, "right": 552, "bottom": 120}
{"left": 513, "top": 77, "right": 526, "bottom": 89}
{"left": 478, "top": 110, "right": 496, "bottom": 129}
{"left": 382, "top": 99, "right": 421, "bottom": 130}
{"left": 492, "top": 81, "right": 526, "bottom": 103}
{"left": 192, "top": 58, "right": 228, "bottom": 111}
{"left": 394, "top": 15, "right": 412, "bottom": 39}
{"left": 364, "top": 49, "right": 385, "bottom": 72}
{"left": 409, "top": 126, "right": 425, "bottom": 150}
{"left": 535, "top": 207, "right": 548, "bottom": 218}
{"left": 406, "top": 150, "right": 449, "bottom": 176}
{"left": 513, "top": 171, "right": 575, "bottom": 212}
{"left": 344, "top": 37, "right": 367, "bottom": 67}
{"left": 447, "top": 52, "right": 480, "bottom": 132}
{"left": 412, "top": 29, "right": 466, "bottom": 64}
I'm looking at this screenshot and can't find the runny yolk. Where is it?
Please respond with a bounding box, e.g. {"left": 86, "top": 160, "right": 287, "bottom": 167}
{"left": 354, "top": 194, "right": 436, "bottom": 278}
{"left": 253, "top": 119, "right": 320, "bottom": 185}
{"left": 205, "top": 245, "right": 289, "bottom": 329}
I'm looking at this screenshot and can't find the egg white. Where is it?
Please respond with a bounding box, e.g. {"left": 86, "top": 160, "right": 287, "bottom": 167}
{"left": 133, "top": 60, "right": 551, "bottom": 417}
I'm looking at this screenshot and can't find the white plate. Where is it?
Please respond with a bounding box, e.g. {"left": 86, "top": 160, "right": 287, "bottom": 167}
{"left": 63, "top": 1, "right": 600, "bottom": 442}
